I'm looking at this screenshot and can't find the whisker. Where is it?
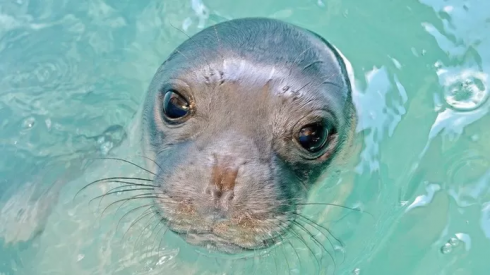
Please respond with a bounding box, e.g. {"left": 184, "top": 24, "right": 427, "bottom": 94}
{"left": 332, "top": 210, "right": 361, "bottom": 224}
{"left": 100, "top": 194, "right": 161, "bottom": 217}
{"left": 275, "top": 199, "right": 366, "bottom": 218}
{"left": 90, "top": 187, "right": 155, "bottom": 207}
{"left": 302, "top": 60, "right": 323, "bottom": 72}
{"left": 292, "top": 215, "right": 337, "bottom": 254}
{"left": 105, "top": 180, "right": 157, "bottom": 188}
{"left": 213, "top": 24, "right": 225, "bottom": 66}
{"left": 296, "top": 217, "right": 347, "bottom": 267}
{"left": 117, "top": 204, "right": 154, "bottom": 233}
{"left": 134, "top": 213, "right": 159, "bottom": 250}
{"left": 93, "top": 157, "right": 155, "bottom": 176}
{"left": 75, "top": 176, "right": 154, "bottom": 199}
{"left": 288, "top": 239, "right": 301, "bottom": 271}
{"left": 155, "top": 146, "right": 173, "bottom": 159}
{"left": 174, "top": 48, "right": 192, "bottom": 63}
{"left": 297, "top": 202, "right": 372, "bottom": 216}
{"left": 137, "top": 154, "right": 163, "bottom": 171}
{"left": 251, "top": 251, "right": 257, "bottom": 274}
{"left": 292, "top": 220, "right": 336, "bottom": 273}
{"left": 293, "top": 220, "right": 334, "bottom": 262}
{"left": 154, "top": 218, "right": 170, "bottom": 260}
{"left": 101, "top": 180, "right": 157, "bottom": 188}
{"left": 273, "top": 244, "right": 279, "bottom": 274}
{"left": 145, "top": 215, "right": 165, "bottom": 250}
{"left": 168, "top": 22, "right": 214, "bottom": 74}
{"left": 288, "top": 46, "right": 315, "bottom": 76}
{"left": 293, "top": 213, "right": 344, "bottom": 247}
{"left": 94, "top": 185, "right": 155, "bottom": 199}
{"left": 169, "top": 21, "right": 192, "bottom": 39}
{"left": 92, "top": 193, "right": 156, "bottom": 227}
{"left": 277, "top": 234, "right": 291, "bottom": 275}
{"left": 289, "top": 227, "right": 320, "bottom": 269}
{"left": 275, "top": 222, "right": 302, "bottom": 270}
{"left": 95, "top": 183, "right": 143, "bottom": 210}
{"left": 296, "top": 79, "right": 315, "bottom": 94}
{"left": 123, "top": 207, "right": 155, "bottom": 241}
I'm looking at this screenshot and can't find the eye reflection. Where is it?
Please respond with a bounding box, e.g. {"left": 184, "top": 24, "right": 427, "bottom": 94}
{"left": 162, "top": 90, "right": 190, "bottom": 120}
{"left": 297, "top": 122, "right": 329, "bottom": 153}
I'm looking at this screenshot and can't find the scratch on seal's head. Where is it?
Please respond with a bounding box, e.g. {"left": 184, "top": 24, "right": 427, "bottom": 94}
{"left": 141, "top": 17, "right": 356, "bottom": 254}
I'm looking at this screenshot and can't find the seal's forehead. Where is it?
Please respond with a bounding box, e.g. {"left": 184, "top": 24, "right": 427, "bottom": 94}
{"left": 221, "top": 58, "right": 279, "bottom": 83}
{"left": 170, "top": 57, "right": 348, "bottom": 110}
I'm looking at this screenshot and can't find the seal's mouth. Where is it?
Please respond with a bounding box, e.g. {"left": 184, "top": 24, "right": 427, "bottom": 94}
{"left": 152, "top": 179, "right": 293, "bottom": 254}
{"left": 172, "top": 229, "right": 279, "bottom": 254}
{"left": 163, "top": 216, "right": 283, "bottom": 253}
{"left": 174, "top": 231, "right": 251, "bottom": 253}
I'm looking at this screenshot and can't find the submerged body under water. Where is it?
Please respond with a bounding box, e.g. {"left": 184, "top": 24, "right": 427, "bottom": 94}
{"left": 1, "top": 0, "right": 490, "bottom": 274}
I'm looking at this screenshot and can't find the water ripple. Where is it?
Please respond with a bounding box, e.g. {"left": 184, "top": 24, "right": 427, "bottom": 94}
{"left": 0, "top": 15, "right": 85, "bottom": 95}
{"left": 353, "top": 66, "right": 408, "bottom": 173}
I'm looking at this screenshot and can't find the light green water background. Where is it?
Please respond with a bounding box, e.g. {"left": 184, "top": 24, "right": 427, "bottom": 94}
{"left": 0, "top": 0, "right": 489, "bottom": 274}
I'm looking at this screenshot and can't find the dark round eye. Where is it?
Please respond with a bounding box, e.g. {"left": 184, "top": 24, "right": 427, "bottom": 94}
{"left": 162, "top": 90, "right": 190, "bottom": 120}
{"left": 297, "top": 122, "right": 329, "bottom": 153}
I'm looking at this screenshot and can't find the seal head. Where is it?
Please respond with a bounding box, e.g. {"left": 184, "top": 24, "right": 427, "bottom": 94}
{"left": 142, "top": 17, "right": 355, "bottom": 254}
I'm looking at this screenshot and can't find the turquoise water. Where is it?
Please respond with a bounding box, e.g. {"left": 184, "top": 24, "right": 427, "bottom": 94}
{"left": 0, "top": 0, "right": 489, "bottom": 274}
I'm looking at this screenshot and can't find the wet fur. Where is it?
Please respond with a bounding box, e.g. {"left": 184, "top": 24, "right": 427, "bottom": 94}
{"left": 137, "top": 17, "right": 357, "bottom": 254}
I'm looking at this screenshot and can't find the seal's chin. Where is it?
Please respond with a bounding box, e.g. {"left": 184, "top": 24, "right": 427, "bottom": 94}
{"left": 175, "top": 231, "right": 256, "bottom": 254}
{"left": 169, "top": 227, "right": 278, "bottom": 254}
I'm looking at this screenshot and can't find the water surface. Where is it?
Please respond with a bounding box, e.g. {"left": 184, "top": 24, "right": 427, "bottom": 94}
{"left": 0, "top": 0, "right": 489, "bottom": 274}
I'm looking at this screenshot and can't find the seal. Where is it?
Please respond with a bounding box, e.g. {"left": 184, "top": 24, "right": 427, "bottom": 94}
{"left": 141, "top": 17, "right": 356, "bottom": 254}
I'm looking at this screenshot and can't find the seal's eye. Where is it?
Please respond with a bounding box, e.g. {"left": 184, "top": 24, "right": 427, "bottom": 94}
{"left": 162, "top": 90, "right": 190, "bottom": 120}
{"left": 297, "top": 122, "right": 329, "bottom": 153}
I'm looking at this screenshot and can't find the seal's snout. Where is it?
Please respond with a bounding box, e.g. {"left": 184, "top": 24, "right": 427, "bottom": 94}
{"left": 208, "top": 155, "right": 239, "bottom": 201}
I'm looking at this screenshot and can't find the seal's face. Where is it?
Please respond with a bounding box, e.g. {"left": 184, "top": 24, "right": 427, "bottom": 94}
{"left": 142, "top": 18, "right": 355, "bottom": 254}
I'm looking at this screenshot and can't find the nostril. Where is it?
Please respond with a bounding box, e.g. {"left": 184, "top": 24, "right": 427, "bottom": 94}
{"left": 210, "top": 157, "right": 239, "bottom": 194}
{"left": 228, "top": 192, "right": 234, "bottom": 201}
{"left": 213, "top": 189, "right": 223, "bottom": 198}
{"left": 205, "top": 186, "right": 212, "bottom": 195}
{"left": 205, "top": 186, "right": 223, "bottom": 199}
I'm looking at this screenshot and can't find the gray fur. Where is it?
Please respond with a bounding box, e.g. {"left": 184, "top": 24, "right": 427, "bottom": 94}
{"left": 141, "top": 17, "right": 356, "bottom": 254}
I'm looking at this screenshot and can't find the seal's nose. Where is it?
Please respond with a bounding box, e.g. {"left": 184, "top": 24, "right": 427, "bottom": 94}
{"left": 210, "top": 156, "right": 238, "bottom": 197}
{"left": 206, "top": 155, "right": 242, "bottom": 207}
{"left": 211, "top": 164, "right": 237, "bottom": 196}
